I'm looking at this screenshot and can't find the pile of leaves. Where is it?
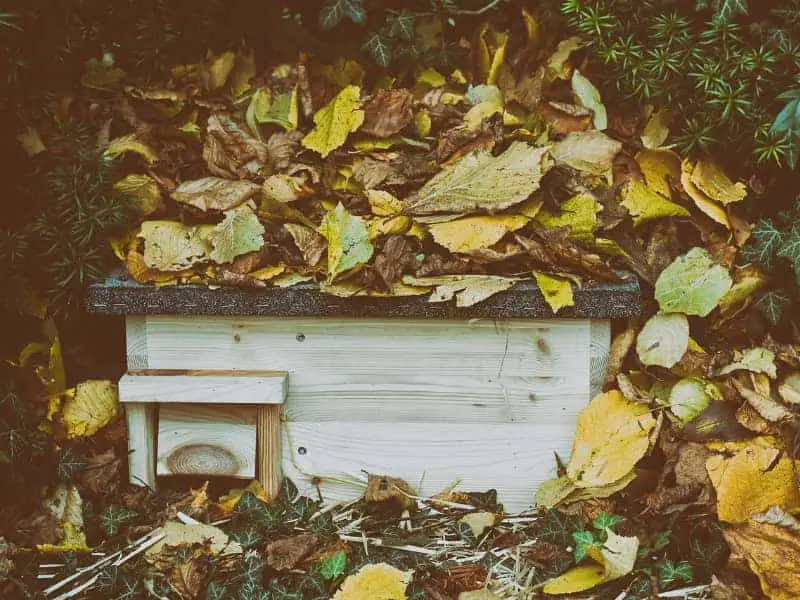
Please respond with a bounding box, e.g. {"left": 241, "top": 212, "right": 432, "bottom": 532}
{"left": 3, "top": 1, "right": 800, "bottom": 599}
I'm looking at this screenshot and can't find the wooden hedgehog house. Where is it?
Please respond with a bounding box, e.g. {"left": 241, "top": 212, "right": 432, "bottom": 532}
{"left": 87, "top": 270, "right": 640, "bottom": 513}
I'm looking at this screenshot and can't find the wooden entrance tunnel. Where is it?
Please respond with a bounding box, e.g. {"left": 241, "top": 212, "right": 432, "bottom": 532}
{"left": 89, "top": 271, "right": 640, "bottom": 512}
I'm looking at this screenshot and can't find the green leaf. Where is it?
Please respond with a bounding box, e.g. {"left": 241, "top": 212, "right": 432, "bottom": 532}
{"left": 771, "top": 99, "right": 800, "bottom": 135}
{"left": 57, "top": 448, "right": 88, "bottom": 481}
{"left": 101, "top": 505, "right": 137, "bottom": 536}
{"left": 636, "top": 313, "right": 689, "bottom": 368}
{"left": 572, "top": 69, "right": 607, "bottom": 130}
{"left": 717, "top": 347, "right": 777, "bottom": 378}
{"left": 739, "top": 219, "right": 784, "bottom": 270}
{"left": 364, "top": 33, "right": 392, "bottom": 67}
{"left": 319, "top": 0, "right": 365, "bottom": 30}
{"left": 658, "top": 560, "right": 693, "bottom": 587}
{"left": 301, "top": 85, "right": 364, "bottom": 158}
{"left": 389, "top": 11, "right": 415, "bottom": 41}
{"left": 755, "top": 290, "right": 789, "bottom": 325}
{"left": 777, "top": 224, "right": 800, "bottom": 282}
{"left": 207, "top": 205, "right": 265, "bottom": 265}
{"left": 319, "top": 203, "right": 374, "bottom": 282}
{"left": 670, "top": 378, "right": 722, "bottom": 423}
{"left": 571, "top": 530, "right": 596, "bottom": 562}
{"left": 592, "top": 512, "right": 624, "bottom": 531}
{"left": 206, "top": 582, "right": 228, "bottom": 600}
{"left": 655, "top": 248, "right": 732, "bottom": 316}
{"left": 319, "top": 550, "right": 347, "bottom": 579}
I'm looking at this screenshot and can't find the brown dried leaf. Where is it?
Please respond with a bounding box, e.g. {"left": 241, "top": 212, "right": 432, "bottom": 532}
{"left": 203, "top": 113, "right": 270, "bottom": 178}
{"left": 284, "top": 223, "right": 326, "bottom": 266}
{"left": 731, "top": 378, "right": 794, "bottom": 424}
{"left": 604, "top": 324, "right": 639, "bottom": 389}
{"left": 169, "top": 556, "right": 208, "bottom": 600}
{"left": 360, "top": 89, "right": 414, "bottom": 138}
{"left": 172, "top": 178, "right": 261, "bottom": 212}
{"left": 266, "top": 533, "right": 320, "bottom": 571}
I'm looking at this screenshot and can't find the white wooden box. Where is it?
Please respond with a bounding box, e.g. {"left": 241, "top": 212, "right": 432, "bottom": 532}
{"left": 89, "top": 275, "right": 640, "bottom": 513}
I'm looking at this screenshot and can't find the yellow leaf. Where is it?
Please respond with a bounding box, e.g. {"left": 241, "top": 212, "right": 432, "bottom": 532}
{"left": 551, "top": 130, "right": 622, "bottom": 176}
{"left": 681, "top": 160, "right": 730, "bottom": 228}
{"left": 322, "top": 58, "right": 365, "bottom": 88}
{"left": 403, "top": 275, "right": 520, "bottom": 307}
{"left": 725, "top": 520, "right": 800, "bottom": 600}
{"left": 543, "top": 530, "right": 639, "bottom": 594}
{"left": 428, "top": 215, "right": 528, "bottom": 253}
{"left": 38, "top": 485, "right": 89, "bottom": 554}
{"left": 635, "top": 148, "right": 681, "bottom": 199}
{"left": 535, "top": 476, "right": 578, "bottom": 508}
{"left": 546, "top": 36, "right": 583, "bottom": 80}
{"left": 61, "top": 380, "right": 119, "bottom": 439}
{"left": 105, "top": 134, "right": 158, "bottom": 164}
{"left": 690, "top": 159, "right": 746, "bottom": 205}
{"left": 620, "top": 179, "right": 690, "bottom": 227}
{"left": 367, "top": 190, "right": 404, "bottom": 216}
{"left": 138, "top": 221, "right": 211, "bottom": 271}
{"left": 706, "top": 441, "right": 800, "bottom": 523}
{"left": 263, "top": 174, "right": 312, "bottom": 204}
{"left": 302, "top": 85, "right": 364, "bottom": 157}
{"left": 206, "top": 50, "right": 236, "bottom": 89}
{"left": 351, "top": 135, "right": 403, "bottom": 151}
{"left": 718, "top": 266, "right": 766, "bottom": 317}
{"left": 415, "top": 68, "right": 446, "bottom": 87}
{"left": 17, "top": 126, "right": 47, "bottom": 156}
{"left": 333, "top": 563, "right": 412, "bottom": 600}
{"left": 114, "top": 174, "right": 164, "bottom": 216}
{"left": 218, "top": 480, "right": 272, "bottom": 513}
{"left": 463, "top": 101, "right": 503, "bottom": 131}
{"left": 250, "top": 264, "right": 288, "bottom": 281}
{"left": 640, "top": 108, "right": 673, "bottom": 149}
{"left": 252, "top": 86, "right": 299, "bottom": 131}
{"left": 367, "top": 216, "right": 412, "bottom": 239}
{"left": 413, "top": 111, "right": 432, "bottom": 137}
{"left": 533, "top": 271, "right": 575, "bottom": 314}
{"left": 566, "top": 390, "right": 656, "bottom": 488}
{"left": 535, "top": 193, "right": 599, "bottom": 241}
{"left": 229, "top": 49, "right": 256, "bottom": 98}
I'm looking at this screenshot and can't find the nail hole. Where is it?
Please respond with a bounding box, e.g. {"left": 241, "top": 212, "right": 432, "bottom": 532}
{"left": 233, "top": 334, "right": 241, "bottom": 342}
{"left": 297, "top": 446, "right": 307, "bottom": 455}
{"left": 296, "top": 333, "right": 306, "bottom": 342}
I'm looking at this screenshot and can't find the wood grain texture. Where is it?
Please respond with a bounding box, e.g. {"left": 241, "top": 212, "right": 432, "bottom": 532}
{"left": 589, "top": 320, "right": 611, "bottom": 399}
{"left": 258, "top": 405, "right": 283, "bottom": 499}
{"left": 157, "top": 405, "right": 257, "bottom": 478}
{"left": 281, "top": 421, "right": 570, "bottom": 513}
{"left": 126, "top": 316, "right": 148, "bottom": 370}
{"left": 140, "top": 316, "right": 591, "bottom": 424}
{"left": 125, "top": 403, "right": 157, "bottom": 489}
{"left": 119, "top": 372, "right": 287, "bottom": 405}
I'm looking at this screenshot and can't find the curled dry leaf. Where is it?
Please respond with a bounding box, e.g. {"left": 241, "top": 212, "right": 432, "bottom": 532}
{"left": 681, "top": 159, "right": 731, "bottom": 229}
{"left": 114, "top": 174, "right": 164, "bottom": 216}
{"left": 635, "top": 148, "right": 681, "bottom": 198}
{"left": 403, "top": 274, "right": 520, "bottom": 308}
{"left": 550, "top": 130, "right": 622, "bottom": 176}
{"left": 691, "top": 159, "right": 747, "bottom": 205}
{"left": 604, "top": 324, "right": 639, "bottom": 389}
{"left": 172, "top": 177, "right": 261, "bottom": 212}
{"left": 731, "top": 378, "right": 794, "bottom": 424}
{"left": 360, "top": 89, "right": 414, "bottom": 138}
{"left": 284, "top": 223, "right": 326, "bottom": 266}
{"left": 406, "top": 142, "right": 551, "bottom": 215}
{"left": 571, "top": 69, "right": 607, "bottom": 130}
{"left": 718, "top": 347, "right": 777, "bottom": 379}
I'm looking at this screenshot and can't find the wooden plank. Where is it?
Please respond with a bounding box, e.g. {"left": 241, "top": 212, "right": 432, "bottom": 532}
{"left": 157, "top": 405, "right": 257, "bottom": 478}
{"left": 125, "top": 403, "right": 157, "bottom": 489}
{"left": 141, "top": 317, "right": 591, "bottom": 424}
{"left": 257, "top": 405, "right": 283, "bottom": 499}
{"left": 589, "top": 320, "right": 611, "bottom": 399}
{"left": 281, "top": 421, "right": 570, "bottom": 513}
{"left": 126, "top": 316, "right": 148, "bottom": 370}
{"left": 119, "top": 372, "right": 287, "bottom": 405}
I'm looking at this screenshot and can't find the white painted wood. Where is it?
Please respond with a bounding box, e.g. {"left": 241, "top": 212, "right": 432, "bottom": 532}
{"left": 125, "top": 317, "right": 148, "bottom": 370}
{"left": 119, "top": 372, "right": 288, "bottom": 405}
{"left": 157, "top": 405, "right": 257, "bottom": 478}
{"left": 140, "top": 317, "right": 591, "bottom": 424}
{"left": 589, "top": 320, "right": 611, "bottom": 399}
{"left": 125, "top": 403, "right": 157, "bottom": 489}
{"left": 281, "top": 421, "right": 569, "bottom": 513}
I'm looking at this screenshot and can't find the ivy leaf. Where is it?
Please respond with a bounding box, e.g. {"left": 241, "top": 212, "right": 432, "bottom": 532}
{"left": 654, "top": 247, "right": 732, "bottom": 317}
{"left": 572, "top": 530, "right": 596, "bottom": 562}
{"left": 755, "top": 290, "right": 790, "bottom": 325}
{"left": 319, "top": 550, "right": 347, "bottom": 580}
{"left": 363, "top": 33, "right": 392, "bottom": 68}
{"left": 232, "top": 522, "right": 263, "bottom": 547}
{"left": 57, "top": 447, "right": 88, "bottom": 481}
{"left": 100, "top": 505, "right": 137, "bottom": 536}
{"left": 592, "top": 512, "right": 624, "bottom": 531}
{"left": 739, "top": 219, "right": 784, "bottom": 271}
{"left": 206, "top": 582, "right": 227, "bottom": 600}
{"left": 388, "top": 11, "right": 415, "bottom": 41}
{"left": 319, "top": 0, "right": 365, "bottom": 30}
{"left": 658, "top": 560, "right": 693, "bottom": 587}
{"left": 777, "top": 224, "right": 800, "bottom": 283}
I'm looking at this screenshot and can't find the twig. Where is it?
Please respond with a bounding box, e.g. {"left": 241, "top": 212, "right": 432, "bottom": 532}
{"left": 51, "top": 574, "right": 99, "bottom": 600}
{"left": 339, "top": 534, "right": 439, "bottom": 556}
{"left": 112, "top": 532, "right": 165, "bottom": 567}
{"left": 659, "top": 585, "right": 711, "bottom": 598}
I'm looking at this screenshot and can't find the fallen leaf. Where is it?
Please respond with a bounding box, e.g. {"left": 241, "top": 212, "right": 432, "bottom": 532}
{"left": 403, "top": 275, "right": 520, "bottom": 307}
{"left": 284, "top": 223, "right": 326, "bottom": 266}
{"left": 550, "top": 130, "right": 622, "bottom": 177}
{"left": 207, "top": 204, "right": 265, "bottom": 264}
{"left": 636, "top": 313, "right": 689, "bottom": 368}
{"left": 147, "top": 522, "right": 242, "bottom": 558}
{"left": 718, "top": 266, "right": 767, "bottom": 317}
{"left": 249, "top": 87, "right": 299, "bottom": 132}
{"left": 61, "top": 380, "right": 119, "bottom": 439}
{"left": 205, "top": 50, "right": 236, "bottom": 89}
{"left": 533, "top": 271, "right": 575, "bottom": 314}
{"left": 640, "top": 109, "right": 672, "bottom": 149}
{"left": 459, "top": 512, "right": 496, "bottom": 537}
{"left": 319, "top": 203, "right": 374, "bottom": 282}
{"left": 172, "top": 177, "right": 261, "bottom": 212}
{"left": 302, "top": 85, "right": 364, "bottom": 157}
{"left": 707, "top": 440, "right": 800, "bottom": 523}
{"left": 566, "top": 390, "right": 656, "bottom": 488}
{"left": 535, "top": 193, "right": 599, "bottom": 241}
{"left": 169, "top": 557, "right": 207, "bottom": 600}
{"left": 691, "top": 159, "right": 747, "bottom": 205}
{"left": 731, "top": 378, "right": 794, "bottom": 424}
{"left": 752, "top": 506, "right": 800, "bottom": 533}
{"left": 17, "top": 126, "right": 47, "bottom": 156}
{"left": 604, "top": 325, "right": 639, "bottom": 389}
{"left": 429, "top": 215, "right": 528, "bottom": 254}
{"left": 635, "top": 148, "right": 681, "bottom": 199}
{"left": 360, "top": 89, "right": 414, "bottom": 138}
{"left": 139, "top": 221, "right": 211, "bottom": 271}
{"left": 571, "top": 70, "right": 606, "bottom": 130}
{"left": 114, "top": 174, "right": 164, "bottom": 216}
{"left": 543, "top": 530, "right": 638, "bottom": 594}
{"left": 262, "top": 174, "right": 312, "bottom": 204}
{"left": 332, "top": 562, "right": 413, "bottom": 600}
{"left": 367, "top": 190, "right": 404, "bottom": 216}
{"left": 779, "top": 372, "right": 800, "bottom": 405}
{"left": 535, "top": 476, "right": 578, "bottom": 508}
{"left": 681, "top": 160, "right": 731, "bottom": 228}
{"left": 405, "top": 142, "right": 551, "bottom": 215}
{"left": 105, "top": 134, "right": 158, "bottom": 164}
{"left": 669, "top": 378, "right": 722, "bottom": 423}
{"left": 620, "top": 179, "right": 690, "bottom": 227}
{"left": 725, "top": 520, "right": 800, "bottom": 600}
{"left": 37, "top": 485, "right": 89, "bottom": 553}
{"left": 654, "top": 247, "right": 732, "bottom": 316}
{"left": 546, "top": 37, "right": 583, "bottom": 80}
{"left": 266, "top": 533, "right": 320, "bottom": 571}
{"left": 718, "top": 348, "right": 777, "bottom": 379}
